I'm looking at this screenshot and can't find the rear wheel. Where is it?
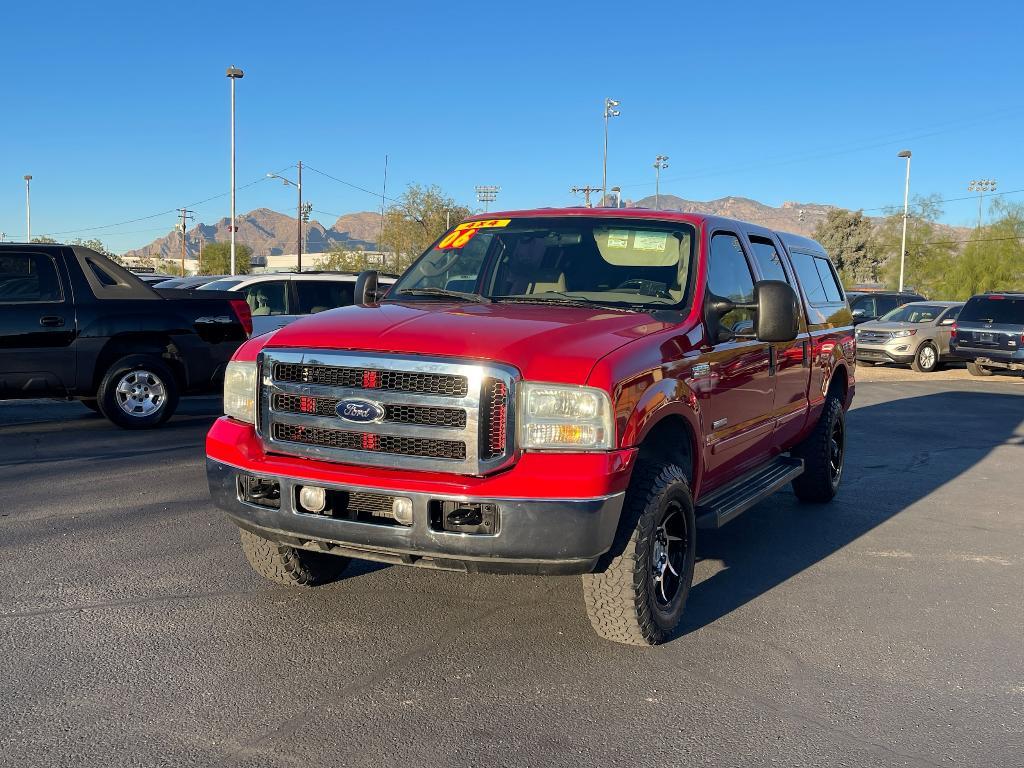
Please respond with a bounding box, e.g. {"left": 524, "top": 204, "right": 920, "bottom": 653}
{"left": 911, "top": 342, "right": 939, "bottom": 373}
{"left": 791, "top": 394, "right": 845, "bottom": 503}
{"left": 96, "top": 355, "right": 179, "bottom": 429}
{"left": 581, "top": 461, "right": 696, "bottom": 646}
{"left": 967, "top": 361, "right": 994, "bottom": 377}
{"left": 239, "top": 528, "right": 350, "bottom": 586}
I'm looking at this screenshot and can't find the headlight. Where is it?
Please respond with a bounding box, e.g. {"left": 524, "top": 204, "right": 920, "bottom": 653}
{"left": 224, "top": 361, "right": 257, "bottom": 424}
{"left": 891, "top": 329, "right": 917, "bottom": 338}
{"left": 518, "top": 382, "right": 613, "bottom": 450}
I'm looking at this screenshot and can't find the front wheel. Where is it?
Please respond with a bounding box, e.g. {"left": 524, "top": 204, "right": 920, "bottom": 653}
{"left": 911, "top": 342, "right": 939, "bottom": 373}
{"left": 967, "top": 361, "right": 994, "bottom": 377}
{"left": 791, "top": 394, "right": 845, "bottom": 503}
{"left": 239, "top": 528, "right": 350, "bottom": 586}
{"left": 581, "top": 461, "right": 696, "bottom": 646}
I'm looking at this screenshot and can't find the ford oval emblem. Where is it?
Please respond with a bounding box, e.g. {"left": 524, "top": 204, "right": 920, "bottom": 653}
{"left": 336, "top": 399, "right": 385, "bottom": 424}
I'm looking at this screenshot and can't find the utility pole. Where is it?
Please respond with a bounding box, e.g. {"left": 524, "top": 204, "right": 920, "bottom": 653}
{"left": 570, "top": 185, "right": 602, "bottom": 208}
{"left": 475, "top": 185, "right": 500, "bottom": 212}
{"left": 296, "top": 160, "right": 303, "bottom": 273}
{"left": 653, "top": 155, "right": 669, "bottom": 209}
{"left": 177, "top": 208, "right": 195, "bottom": 277}
{"left": 197, "top": 233, "right": 204, "bottom": 273}
{"left": 24, "top": 175, "right": 33, "bottom": 242}
{"left": 602, "top": 98, "right": 620, "bottom": 205}
{"left": 226, "top": 65, "right": 244, "bottom": 275}
{"left": 379, "top": 154, "right": 388, "bottom": 258}
{"left": 967, "top": 179, "right": 997, "bottom": 229}
{"left": 897, "top": 150, "right": 912, "bottom": 293}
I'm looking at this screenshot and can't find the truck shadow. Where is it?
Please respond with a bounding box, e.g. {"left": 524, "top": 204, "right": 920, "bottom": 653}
{"left": 677, "top": 389, "right": 1024, "bottom": 639}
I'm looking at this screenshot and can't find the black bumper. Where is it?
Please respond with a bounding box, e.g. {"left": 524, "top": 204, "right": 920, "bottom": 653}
{"left": 206, "top": 459, "right": 624, "bottom": 575}
{"left": 856, "top": 348, "right": 914, "bottom": 364}
{"left": 950, "top": 346, "right": 1024, "bottom": 370}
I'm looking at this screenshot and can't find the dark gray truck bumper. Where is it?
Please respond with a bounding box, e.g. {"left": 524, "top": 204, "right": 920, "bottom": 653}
{"left": 207, "top": 459, "right": 624, "bottom": 575}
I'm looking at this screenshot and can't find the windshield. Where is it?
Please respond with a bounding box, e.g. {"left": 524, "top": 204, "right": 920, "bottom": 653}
{"left": 199, "top": 278, "right": 245, "bottom": 291}
{"left": 879, "top": 304, "right": 946, "bottom": 323}
{"left": 958, "top": 296, "right": 1024, "bottom": 324}
{"left": 387, "top": 216, "right": 696, "bottom": 309}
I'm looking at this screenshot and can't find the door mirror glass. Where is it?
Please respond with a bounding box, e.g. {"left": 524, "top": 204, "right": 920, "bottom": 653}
{"left": 753, "top": 280, "right": 800, "bottom": 342}
{"left": 851, "top": 307, "right": 866, "bottom": 318}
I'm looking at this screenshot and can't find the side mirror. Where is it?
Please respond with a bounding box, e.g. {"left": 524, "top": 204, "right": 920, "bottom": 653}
{"left": 940, "top": 317, "right": 956, "bottom": 325}
{"left": 354, "top": 270, "right": 379, "bottom": 306}
{"left": 851, "top": 307, "right": 865, "bottom": 318}
{"left": 753, "top": 280, "right": 800, "bottom": 342}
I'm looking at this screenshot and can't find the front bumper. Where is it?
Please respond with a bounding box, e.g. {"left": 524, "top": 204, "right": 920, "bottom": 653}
{"left": 208, "top": 458, "right": 623, "bottom": 574}
{"left": 855, "top": 344, "right": 914, "bottom": 364}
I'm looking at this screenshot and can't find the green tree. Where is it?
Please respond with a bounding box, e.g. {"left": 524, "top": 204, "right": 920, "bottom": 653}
{"left": 30, "top": 236, "right": 58, "bottom": 244}
{"left": 813, "top": 209, "right": 877, "bottom": 285}
{"left": 198, "top": 241, "right": 251, "bottom": 275}
{"left": 314, "top": 244, "right": 377, "bottom": 273}
{"left": 934, "top": 201, "right": 1024, "bottom": 299}
{"left": 872, "top": 194, "right": 957, "bottom": 297}
{"left": 380, "top": 185, "right": 472, "bottom": 272}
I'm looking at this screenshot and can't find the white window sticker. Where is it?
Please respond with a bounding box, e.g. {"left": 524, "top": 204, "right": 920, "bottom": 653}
{"left": 633, "top": 231, "right": 669, "bottom": 251}
{"left": 606, "top": 230, "right": 631, "bottom": 248}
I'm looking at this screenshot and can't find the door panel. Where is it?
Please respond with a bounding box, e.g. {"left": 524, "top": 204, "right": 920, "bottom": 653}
{"left": 0, "top": 251, "right": 76, "bottom": 395}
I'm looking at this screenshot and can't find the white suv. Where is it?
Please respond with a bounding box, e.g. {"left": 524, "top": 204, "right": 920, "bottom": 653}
{"left": 200, "top": 272, "right": 396, "bottom": 336}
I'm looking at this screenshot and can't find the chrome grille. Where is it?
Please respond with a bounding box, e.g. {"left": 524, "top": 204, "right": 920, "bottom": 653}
{"left": 856, "top": 330, "right": 891, "bottom": 345}
{"left": 258, "top": 350, "right": 517, "bottom": 475}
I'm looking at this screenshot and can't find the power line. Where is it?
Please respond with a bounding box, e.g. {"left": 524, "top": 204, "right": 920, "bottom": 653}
{"left": 303, "top": 164, "right": 403, "bottom": 205}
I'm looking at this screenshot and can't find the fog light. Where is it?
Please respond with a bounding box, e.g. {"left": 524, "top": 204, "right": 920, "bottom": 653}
{"left": 392, "top": 496, "right": 414, "bottom": 526}
{"left": 298, "top": 485, "right": 327, "bottom": 513}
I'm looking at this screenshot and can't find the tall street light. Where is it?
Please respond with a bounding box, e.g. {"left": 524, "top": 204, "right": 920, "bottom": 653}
{"left": 23, "top": 175, "right": 32, "bottom": 242}
{"left": 653, "top": 155, "right": 669, "bottom": 210}
{"left": 897, "top": 150, "right": 912, "bottom": 293}
{"left": 226, "top": 65, "right": 244, "bottom": 275}
{"left": 267, "top": 161, "right": 305, "bottom": 272}
{"left": 967, "top": 179, "right": 997, "bottom": 229}
{"left": 602, "top": 98, "right": 620, "bottom": 205}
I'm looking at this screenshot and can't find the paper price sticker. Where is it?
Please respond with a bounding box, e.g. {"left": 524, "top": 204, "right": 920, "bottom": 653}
{"left": 437, "top": 218, "right": 511, "bottom": 249}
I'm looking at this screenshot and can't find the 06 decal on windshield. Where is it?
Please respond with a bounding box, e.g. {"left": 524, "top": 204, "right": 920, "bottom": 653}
{"left": 437, "top": 218, "right": 511, "bottom": 249}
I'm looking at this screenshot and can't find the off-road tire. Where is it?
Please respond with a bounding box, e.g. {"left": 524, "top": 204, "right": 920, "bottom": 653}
{"left": 967, "top": 361, "right": 994, "bottom": 377}
{"left": 791, "top": 394, "right": 845, "bottom": 503}
{"left": 239, "top": 528, "right": 350, "bottom": 586}
{"left": 911, "top": 342, "right": 939, "bottom": 373}
{"left": 581, "top": 461, "right": 696, "bottom": 646}
{"left": 96, "top": 354, "right": 180, "bottom": 429}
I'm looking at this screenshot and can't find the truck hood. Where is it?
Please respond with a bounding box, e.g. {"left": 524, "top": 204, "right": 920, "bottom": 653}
{"left": 263, "top": 301, "right": 683, "bottom": 383}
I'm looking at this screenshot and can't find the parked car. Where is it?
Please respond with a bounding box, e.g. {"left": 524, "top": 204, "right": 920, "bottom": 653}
{"left": 205, "top": 209, "right": 855, "bottom": 645}
{"left": 153, "top": 275, "right": 226, "bottom": 289}
{"left": 198, "top": 272, "right": 396, "bottom": 336}
{"left": 132, "top": 272, "right": 177, "bottom": 285}
{"left": 0, "top": 243, "right": 251, "bottom": 428}
{"left": 846, "top": 289, "right": 926, "bottom": 325}
{"left": 949, "top": 291, "right": 1024, "bottom": 377}
{"left": 855, "top": 301, "right": 963, "bottom": 372}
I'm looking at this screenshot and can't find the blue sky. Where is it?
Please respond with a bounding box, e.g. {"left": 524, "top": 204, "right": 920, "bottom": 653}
{"left": 2, "top": 0, "right": 1021, "bottom": 252}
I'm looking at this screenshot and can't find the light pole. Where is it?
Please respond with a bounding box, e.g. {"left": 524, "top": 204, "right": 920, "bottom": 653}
{"left": 475, "top": 185, "right": 499, "bottom": 212}
{"left": 967, "top": 179, "right": 997, "bottom": 229}
{"left": 897, "top": 150, "right": 912, "bottom": 293}
{"left": 602, "top": 98, "right": 620, "bottom": 205}
{"left": 267, "top": 161, "right": 305, "bottom": 272}
{"left": 653, "top": 155, "right": 669, "bottom": 209}
{"left": 610, "top": 186, "right": 622, "bottom": 209}
{"left": 24, "top": 175, "right": 32, "bottom": 242}
{"left": 226, "top": 65, "right": 244, "bottom": 275}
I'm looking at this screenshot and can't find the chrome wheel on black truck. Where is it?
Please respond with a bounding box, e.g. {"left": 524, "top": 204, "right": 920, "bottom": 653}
{"left": 96, "top": 354, "right": 180, "bottom": 429}
{"left": 582, "top": 461, "right": 696, "bottom": 646}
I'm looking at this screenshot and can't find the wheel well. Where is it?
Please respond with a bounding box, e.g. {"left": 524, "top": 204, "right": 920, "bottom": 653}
{"left": 636, "top": 415, "right": 695, "bottom": 483}
{"left": 827, "top": 365, "right": 848, "bottom": 404}
{"left": 92, "top": 335, "right": 186, "bottom": 391}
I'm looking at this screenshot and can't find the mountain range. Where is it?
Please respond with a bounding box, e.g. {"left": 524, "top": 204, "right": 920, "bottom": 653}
{"left": 122, "top": 195, "right": 967, "bottom": 259}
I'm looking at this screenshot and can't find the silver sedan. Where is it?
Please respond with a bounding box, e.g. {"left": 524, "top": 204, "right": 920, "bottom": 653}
{"left": 855, "top": 301, "right": 964, "bottom": 372}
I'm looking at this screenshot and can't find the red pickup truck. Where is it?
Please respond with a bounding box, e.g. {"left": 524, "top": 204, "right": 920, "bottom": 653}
{"left": 206, "top": 208, "right": 855, "bottom": 645}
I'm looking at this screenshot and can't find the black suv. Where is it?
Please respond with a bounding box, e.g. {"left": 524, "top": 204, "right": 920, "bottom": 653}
{"left": 950, "top": 291, "right": 1024, "bottom": 377}
{"left": 847, "top": 290, "right": 926, "bottom": 325}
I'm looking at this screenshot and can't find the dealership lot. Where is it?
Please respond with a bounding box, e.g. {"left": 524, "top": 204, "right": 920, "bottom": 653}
{"left": 1, "top": 376, "right": 1022, "bottom": 767}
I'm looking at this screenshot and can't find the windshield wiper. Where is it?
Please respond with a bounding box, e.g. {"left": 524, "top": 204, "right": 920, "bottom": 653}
{"left": 492, "top": 294, "right": 643, "bottom": 311}
{"left": 395, "top": 288, "right": 490, "bottom": 304}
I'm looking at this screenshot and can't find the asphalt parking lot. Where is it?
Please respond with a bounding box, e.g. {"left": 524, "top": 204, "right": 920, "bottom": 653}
{"left": 2, "top": 375, "right": 1022, "bottom": 768}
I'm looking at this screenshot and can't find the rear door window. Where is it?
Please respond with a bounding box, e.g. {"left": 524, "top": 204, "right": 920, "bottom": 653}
{"left": 748, "top": 236, "right": 790, "bottom": 283}
{"left": 294, "top": 280, "right": 355, "bottom": 315}
{"left": 0, "top": 253, "right": 64, "bottom": 303}
{"left": 813, "top": 257, "right": 843, "bottom": 302}
{"left": 958, "top": 296, "right": 1024, "bottom": 324}
{"left": 788, "top": 251, "right": 828, "bottom": 305}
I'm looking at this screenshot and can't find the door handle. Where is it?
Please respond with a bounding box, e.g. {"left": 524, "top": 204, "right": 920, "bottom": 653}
{"left": 39, "top": 315, "right": 65, "bottom": 327}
